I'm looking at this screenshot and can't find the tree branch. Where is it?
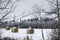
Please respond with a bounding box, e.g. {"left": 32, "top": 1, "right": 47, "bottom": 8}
{"left": 5, "top": 0, "right": 11, "bottom": 8}
{"left": 1, "top": 0, "right": 19, "bottom": 20}
{"left": 46, "top": 0, "right": 57, "bottom": 6}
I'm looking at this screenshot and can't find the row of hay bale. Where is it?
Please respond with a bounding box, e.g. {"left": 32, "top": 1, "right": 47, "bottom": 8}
{"left": 5, "top": 26, "right": 34, "bottom": 34}
{"left": 2, "top": 37, "right": 17, "bottom": 40}
{"left": 6, "top": 26, "right": 18, "bottom": 33}
{"left": 1, "top": 35, "right": 33, "bottom": 40}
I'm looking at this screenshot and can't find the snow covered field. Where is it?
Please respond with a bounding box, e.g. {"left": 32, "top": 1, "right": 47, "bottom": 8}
{"left": 1, "top": 28, "right": 52, "bottom": 40}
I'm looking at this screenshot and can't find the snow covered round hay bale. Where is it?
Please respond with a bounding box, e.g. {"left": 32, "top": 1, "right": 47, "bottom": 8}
{"left": 5, "top": 26, "right": 10, "bottom": 30}
{"left": 11, "top": 27, "right": 18, "bottom": 32}
{"left": 27, "top": 26, "right": 34, "bottom": 34}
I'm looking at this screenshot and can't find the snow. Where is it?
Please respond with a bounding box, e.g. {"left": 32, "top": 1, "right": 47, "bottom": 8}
{"left": 1, "top": 28, "right": 52, "bottom": 40}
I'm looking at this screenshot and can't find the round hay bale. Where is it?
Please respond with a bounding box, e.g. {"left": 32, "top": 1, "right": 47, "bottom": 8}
{"left": 27, "top": 26, "right": 34, "bottom": 34}
{"left": 5, "top": 26, "right": 10, "bottom": 30}
{"left": 11, "top": 27, "right": 18, "bottom": 33}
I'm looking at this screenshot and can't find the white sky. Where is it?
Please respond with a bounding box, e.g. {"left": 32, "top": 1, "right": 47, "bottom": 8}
{"left": 4, "top": 0, "right": 57, "bottom": 21}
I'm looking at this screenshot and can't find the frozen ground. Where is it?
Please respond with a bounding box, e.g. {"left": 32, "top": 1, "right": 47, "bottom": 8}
{"left": 1, "top": 28, "right": 52, "bottom": 40}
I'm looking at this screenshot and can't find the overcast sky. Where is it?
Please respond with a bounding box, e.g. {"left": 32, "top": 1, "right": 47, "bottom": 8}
{"left": 4, "top": 0, "right": 57, "bottom": 21}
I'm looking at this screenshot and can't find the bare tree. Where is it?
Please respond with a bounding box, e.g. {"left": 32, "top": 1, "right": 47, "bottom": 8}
{"left": 46, "top": 0, "right": 60, "bottom": 39}
{"left": 46, "top": 0, "right": 60, "bottom": 28}
{"left": 32, "top": 4, "right": 45, "bottom": 40}
{"left": 0, "top": 0, "right": 20, "bottom": 21}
